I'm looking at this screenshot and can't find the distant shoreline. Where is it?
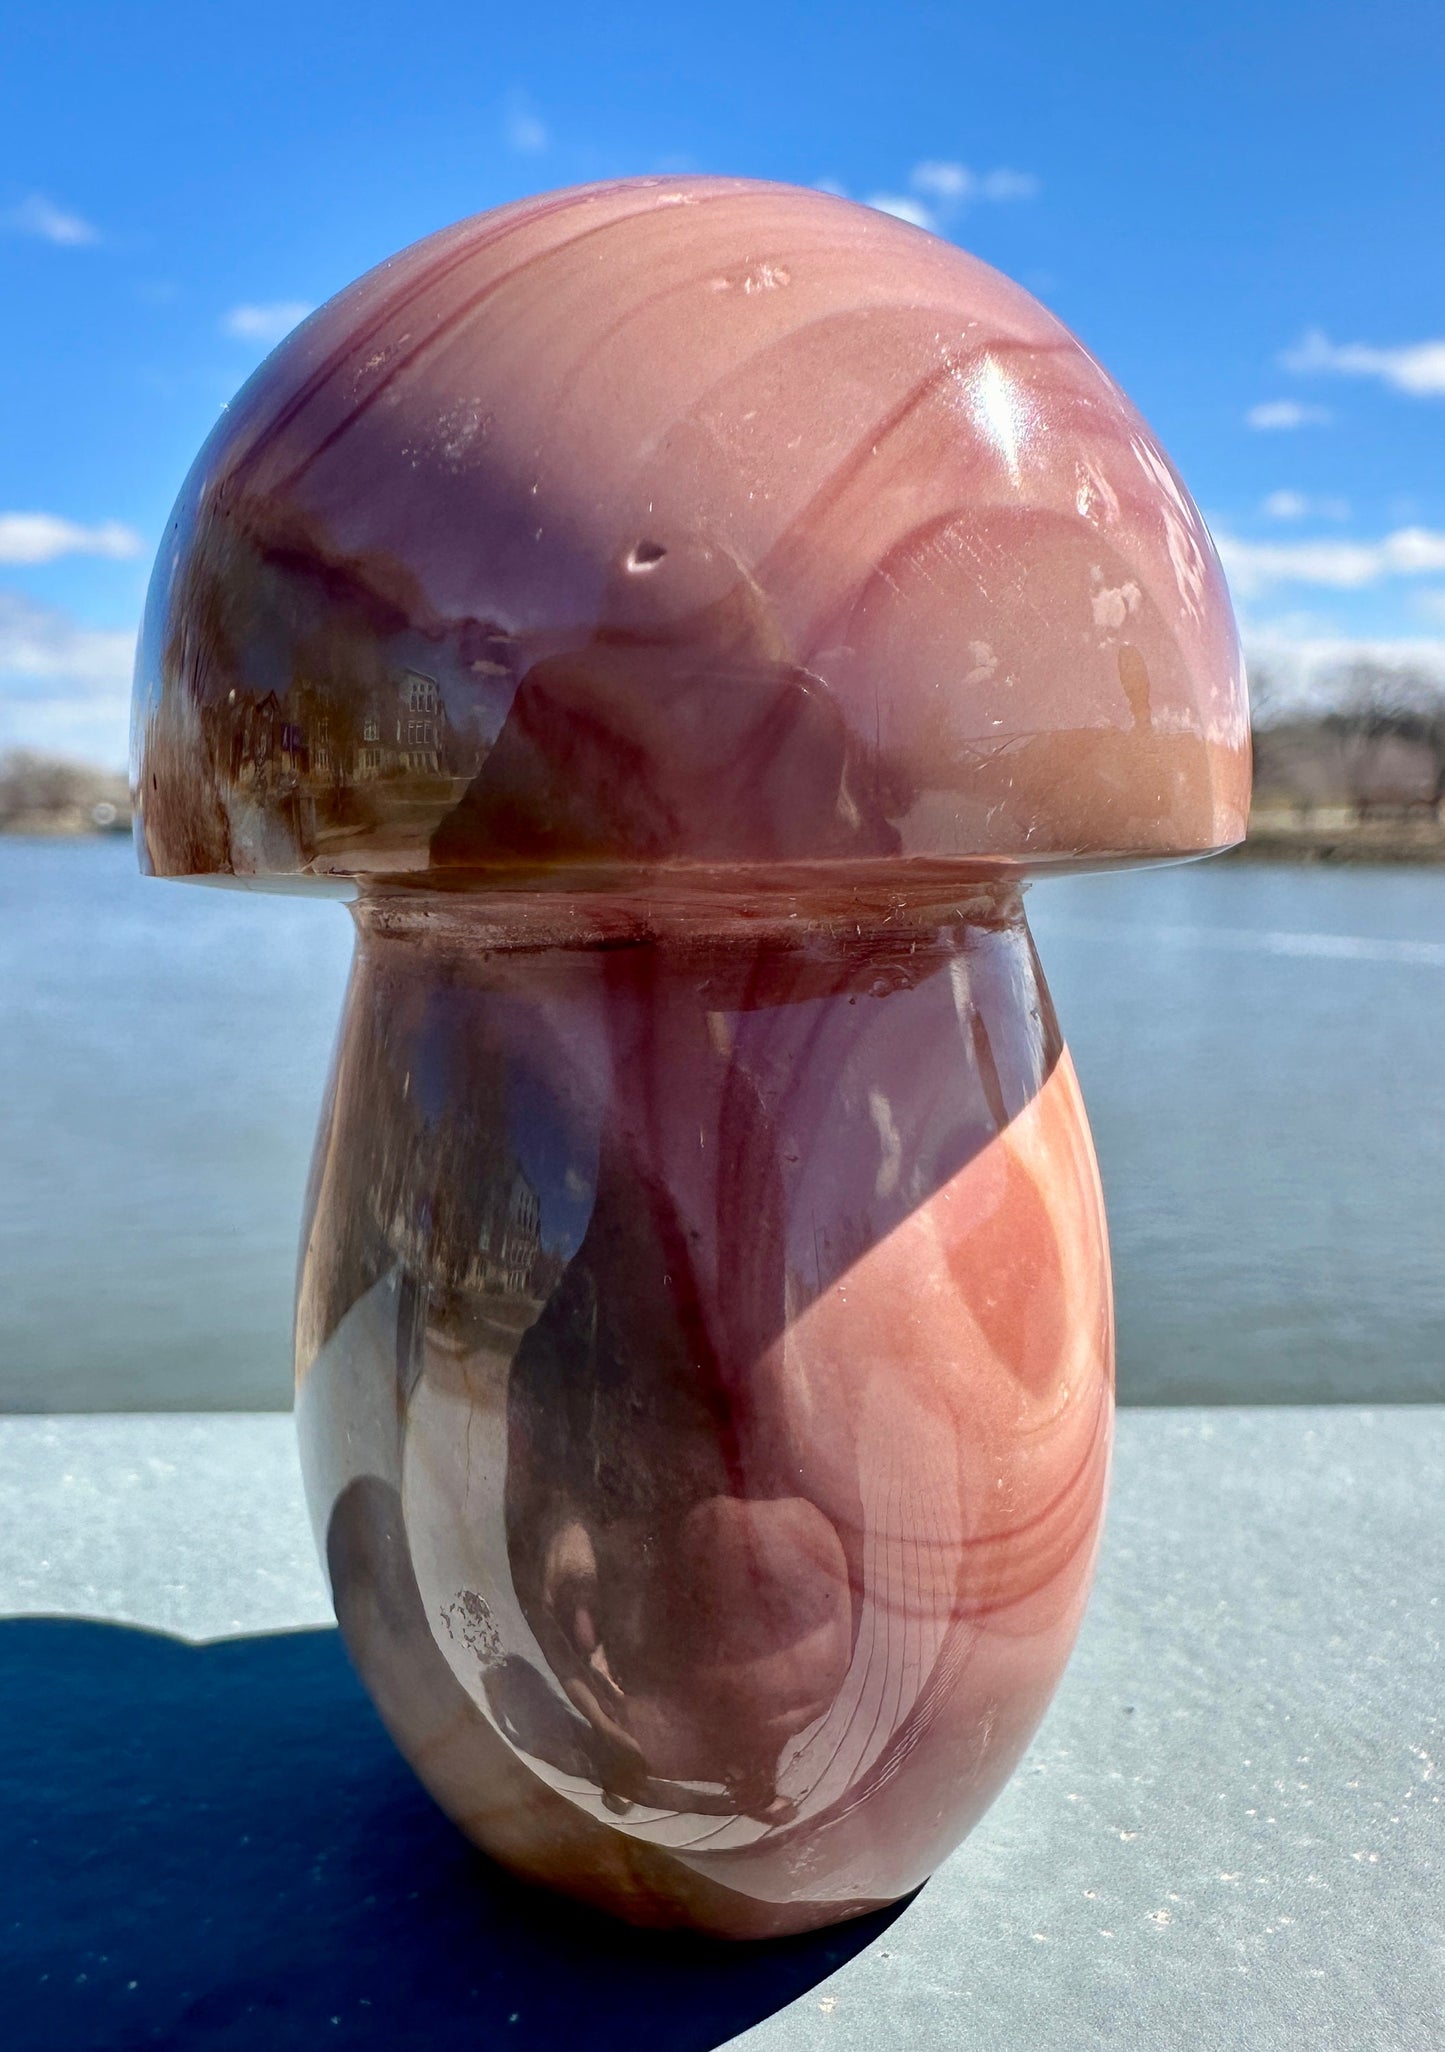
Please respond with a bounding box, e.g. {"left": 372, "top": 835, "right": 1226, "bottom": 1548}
{"left": 0, "top": 752, "right": 131, "bottom": 841}
{"left": 1227, "top": 811, "right": 1445, "bottom": 865}
{"left": 0, "top": 817, "right": 132, "bottom": 839}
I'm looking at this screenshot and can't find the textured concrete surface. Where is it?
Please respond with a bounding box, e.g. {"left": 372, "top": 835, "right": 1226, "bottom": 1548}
{"left": 1, "top": 1407, "right": 1440, "bottom": 2049}
{"left": 0, "top": 1413, "right": 332, "bottom": 1638}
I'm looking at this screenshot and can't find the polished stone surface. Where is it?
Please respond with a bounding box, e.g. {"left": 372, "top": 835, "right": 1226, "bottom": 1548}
{"left": 128, "top": 175, "right": 1249, "bottom": 1938}
{"left": 134, "top": 177, "right": 1248, "bottom": 888}
{"left": 295, "top": 902, "right": 1112, "bottom": 1933}
{"left": 3, "top": 1407, "right": 1439, "bottom": 2048}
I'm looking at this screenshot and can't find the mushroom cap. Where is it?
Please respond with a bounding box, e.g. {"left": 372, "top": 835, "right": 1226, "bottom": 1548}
{"left": 133, "top": 176, "right": 1249, "bottom": 896}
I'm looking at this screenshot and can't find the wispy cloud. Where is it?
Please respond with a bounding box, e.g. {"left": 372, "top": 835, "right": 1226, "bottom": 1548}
{"left": 865, "top": 159, "right": 1041, "bottom": 233}
{"left": 2, "top": 193, "right": 99, "bottom": 246}
{"left": 1243, "top": 626, "right": 1445, "bottom": 710}
{"left": 1281, "top": 328, "right": 1445, "bottom": 398}
{"left": 866, "top": 194, "right": 935, "bottom": 228}
{"left": 1247, "top": 399, "right": 1332, "bottom": 431}
{"left": 0, "top": 591, "right": 136, "bottom": 767}
{"left": 222, "top": 301, "right": 313, "bottom": 345}
{"left": 505, "top": 95, "right": 548, "bottom": 153}
{"left": 911, "top": 161, "right": 973, "bottom": 203}
{"left": 0, "top": 592, "right": 135, "bottom": 684}
{"left": 1217, "top": 525, "right": 1445, "bottom": 597}
{"left": 0, "top": 513, "right": 143, "bottom": 567}
{"left": 1261, "top": 490, "right": 1350, "bottom": 522}
{"left": 979, "top": 169, "right": 1041, "bottom": 201}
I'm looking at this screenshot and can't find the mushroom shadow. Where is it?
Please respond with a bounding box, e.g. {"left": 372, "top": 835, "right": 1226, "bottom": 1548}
{"left": 0, "top": 1617, "right": 912, "bottom": 2052}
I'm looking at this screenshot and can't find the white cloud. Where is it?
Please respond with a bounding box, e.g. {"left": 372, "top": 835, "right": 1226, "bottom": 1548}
{"left": 222, "top": 301, "right": 313, "bottom": 345}
{"left": 981, "top": 168, "right": 1040, "bottom": 200}
{"left": 0, "top": 513, "right": 144, "bottom": 566}
{"left": 506, "top": 108, "right": 548, "bottom": 152}
{"left": 1261, "top": 490, "right": 1350, "bottom": 522}
{"left": 1217, "top": 525, "right": 1445, "bottom": 597}
{"left": 866, "top": 193, "right": 936, "bottom": 229}
{"left": 0, "top": 591, "right": 136, "bottom": 768}
{"left": 878, "top": 160, "right": 1041, "bottom": 231}
{"left": 1281, "top": 328, "right": 1445, "bottom": 398}
{"left": 503, "top": 91, "right": 548, "bottom": 153}
{"left": 911, "top": 161, "right": 974, "bottom": 202}
{"left": 1247, "top": 399, "right": 1333, "bottom": 430}
{"left": 1261, "top": 490, "right": 1308, "bottom": 520}
{"left": 1243, "top": 626, "right": 1445, "bottom": 714}
{"left": 0, "top": 593, "right": 134, "bottom": 684}
{"left": 3, "top": 193, "right": 98, "bottom": 246}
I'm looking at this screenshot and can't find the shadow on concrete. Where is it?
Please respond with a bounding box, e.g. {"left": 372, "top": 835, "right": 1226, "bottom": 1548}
{"left": 0, "top": 1618, "right": 910, "bottom": 2050}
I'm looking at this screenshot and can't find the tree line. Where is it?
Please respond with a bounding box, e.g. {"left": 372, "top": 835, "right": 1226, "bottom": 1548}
{"left": 5, "top": 653, "right": 1445, "bottom": 834}
{"left": 0, "top": 750, "right": 131, "bottom": 834}
{"left": 1247, "top": 659, "right": 1445, "bottom": 822}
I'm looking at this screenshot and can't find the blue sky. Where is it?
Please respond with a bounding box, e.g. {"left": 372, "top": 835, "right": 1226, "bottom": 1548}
{"left": 3, "top": 0, "right": 1443, "bottom": 765}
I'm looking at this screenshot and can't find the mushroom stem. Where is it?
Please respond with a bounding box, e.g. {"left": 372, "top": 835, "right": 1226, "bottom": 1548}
{"left": 296, "top": 895, "right": 1113, "bottom": 1932}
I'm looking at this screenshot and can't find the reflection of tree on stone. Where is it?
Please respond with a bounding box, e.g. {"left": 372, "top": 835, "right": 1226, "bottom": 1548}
{"left": 141, "top": 494, "right": 517, "bottom": 875}
{"left": 216, "top": 658, "right": 463, "bottom": 825}
{"left": 306, "top": 970, "right": 565, "bottom": 1354}
{"left": 376, "top": 1088, "right": 548, "bottom": 1321}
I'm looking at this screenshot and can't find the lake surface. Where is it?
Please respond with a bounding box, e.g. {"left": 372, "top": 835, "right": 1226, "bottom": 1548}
{"left": 2, "top": 837, "right": 1441, "bottom": 1409}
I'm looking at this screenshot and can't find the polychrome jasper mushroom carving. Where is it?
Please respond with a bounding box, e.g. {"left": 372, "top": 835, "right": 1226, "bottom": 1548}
{"left": 134, "top": 177, "right": 1249, "bottom": 1938}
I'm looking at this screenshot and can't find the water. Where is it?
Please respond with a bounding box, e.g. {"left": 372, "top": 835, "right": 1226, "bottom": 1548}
{"left": 1, "top": 838, "right": 1440, "bottom": 1409}
{"left": 1, "top": 840, "right": 353, "bottom": 1412}
{"left": 1031, "top": 864, "right": 1445, "bottom": 1405}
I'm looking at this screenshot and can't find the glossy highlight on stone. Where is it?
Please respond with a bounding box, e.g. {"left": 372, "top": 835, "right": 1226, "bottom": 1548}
{"left": 296, "top": 899, "right": 1110, "bottom": 1932}
{"left": 133, "top": 178, "right": 1248, "bottom": 1937}
{"left": 134, "top": 174, "right": 1247, "bottom": 889}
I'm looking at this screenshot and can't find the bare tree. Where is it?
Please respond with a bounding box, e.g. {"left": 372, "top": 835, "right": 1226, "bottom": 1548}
{"left": 0, "top": 750, "right": 130, "bottom": 833}
{"left": 1325, "top": 661, "right": 1444, "bottom": 820}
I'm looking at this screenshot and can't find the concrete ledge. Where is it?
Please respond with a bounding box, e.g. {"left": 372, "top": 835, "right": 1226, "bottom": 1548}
{"left": 0, "top": 1413, "right": 330, "bottom": 1640}
{"left": 1, "top": 1408, "right": 1440, "bottom": 2048}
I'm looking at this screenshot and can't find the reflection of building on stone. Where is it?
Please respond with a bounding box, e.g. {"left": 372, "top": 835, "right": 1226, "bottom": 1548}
{"left": 340, "top": 670, "right": 448, "bottom": 782}
{"left": 481, "top": 1168, "right": 543, "bottom": 1297}
{"left": 221, "top": 668, "right": 458, "bottom": 793}
{"left": 141, "top": 518, "right": 526, "bottom": 875}
{"left": 400, "top": 671, "right": 442, "bottom": 774}
{"left": 381, "top": 1156, "right": 551, "bottom": 1312}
